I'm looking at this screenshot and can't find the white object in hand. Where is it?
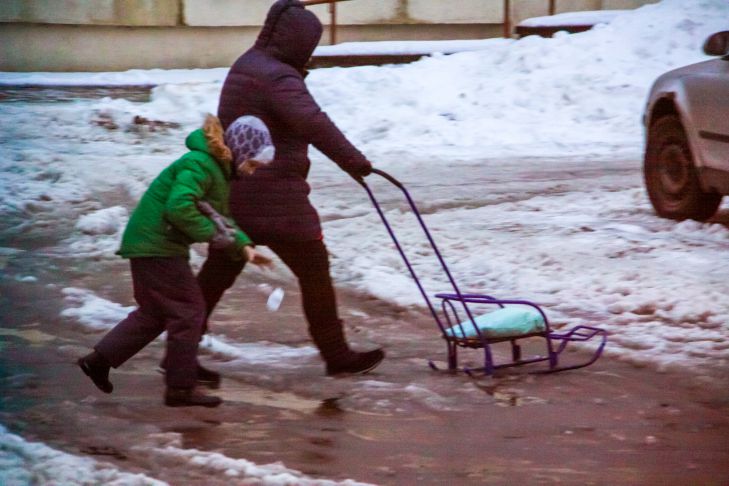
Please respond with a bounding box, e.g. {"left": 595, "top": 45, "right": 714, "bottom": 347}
{"left": 267, "top": 287, "right": 284, "bottom": 311}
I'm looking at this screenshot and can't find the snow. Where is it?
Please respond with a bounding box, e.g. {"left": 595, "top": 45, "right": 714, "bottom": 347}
{"left": 75, "top": 206, "right": 129, "bottom": 236}
{"left": 61, "top": 287, "right": 136, "bottom": 331}
{"left": 0, "top": 68, "right": 229, "bottom": 87}
{"left": 0, "top": 425, "right": 371, "bottom": 486}
{"left": 199, "top": 333, "right": 320, "bottom": 367}
{"left": 518, "top": 10, "right": 632, "bottom": 28}
{"left": 135, "top": 432, "right": 374, "bottom": 485}
{"left": 3, "top": 2, "right": 723, "bottom": 160}
{"left": 2, "top": 0, "right": 729, "bottom": 480}
{"left": 314, "top": 39, "right": 502, "bottom": 56}
{"left": 0, "top": 424, "right": 167, "bottom": 486}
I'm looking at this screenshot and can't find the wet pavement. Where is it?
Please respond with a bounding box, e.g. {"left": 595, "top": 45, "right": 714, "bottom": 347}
{"left": 1, "top": 246, "right": 728, "bottom": 485}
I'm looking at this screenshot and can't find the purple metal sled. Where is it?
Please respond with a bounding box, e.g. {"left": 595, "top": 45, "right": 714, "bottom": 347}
{"left": 360, "top": 169, "right": 607, "bottom": 376}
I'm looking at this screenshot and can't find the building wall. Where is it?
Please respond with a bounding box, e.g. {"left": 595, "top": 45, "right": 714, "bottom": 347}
{"left": 0, "top": 0, "right": 181, "bottom": 26}
{"left": 0, "top": 0, "right": 657, "bottom": 72}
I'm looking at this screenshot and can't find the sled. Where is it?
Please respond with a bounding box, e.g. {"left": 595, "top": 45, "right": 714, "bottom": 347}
{"left": 360, "top": 169, "right": 607, "bottom": 376}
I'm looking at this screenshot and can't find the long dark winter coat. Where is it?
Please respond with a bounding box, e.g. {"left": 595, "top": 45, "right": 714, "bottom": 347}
{"left": 218, "top": 0, "right": 371, "bottom": 243}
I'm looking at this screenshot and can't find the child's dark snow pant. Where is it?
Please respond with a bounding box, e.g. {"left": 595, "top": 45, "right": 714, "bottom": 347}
{"left": 197, "top": 239, "right": 352, "bottom": 364}
{"left": 94, "top": 257, "right": 206, "bottom": 389}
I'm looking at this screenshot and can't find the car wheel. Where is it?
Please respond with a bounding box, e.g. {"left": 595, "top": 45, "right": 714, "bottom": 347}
{"left": 644, "top": 114, "right": 722, "bottom": 221}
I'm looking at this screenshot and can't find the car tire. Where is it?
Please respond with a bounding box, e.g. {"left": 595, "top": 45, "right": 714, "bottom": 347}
{"left": 644, "top": 114, "right": 722, "bottom": 221}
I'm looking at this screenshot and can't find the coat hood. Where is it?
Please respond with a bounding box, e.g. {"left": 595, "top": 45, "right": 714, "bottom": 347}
{"left": 255, "top": 0, "right": 323, "bottom": 71}
{"left": 185, "top": 115, "right": 234, "bottom": 176}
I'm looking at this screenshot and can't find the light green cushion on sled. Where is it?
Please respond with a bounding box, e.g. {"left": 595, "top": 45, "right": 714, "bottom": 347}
{"left": 445, "top": 306, "right": 546, "bottom": 339}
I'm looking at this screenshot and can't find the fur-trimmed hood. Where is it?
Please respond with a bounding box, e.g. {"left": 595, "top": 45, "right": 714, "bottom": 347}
{"left": 185, "top": 115, "right": 233, "bottom": 169}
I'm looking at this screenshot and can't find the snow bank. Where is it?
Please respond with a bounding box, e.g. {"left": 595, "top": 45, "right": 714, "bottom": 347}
{"left": 0, "top": 425, "right": 371, "bottom": 486}
{"left": 0, "top": 424, "right": 167, "bottom": 486}
{"left": 61, "top": 287, "right": 135, "bottom": 330}
{"left": 3, "top": 0, "right": 725, "bottom": 160}
{"left": 309, "top": 0, "right": 728, "bottom": 159}
{"left": 313, "top": 39, "right": 503, "bottom": 56}
{"left": 136, "top": 432, "right": 374, "bottom": 485}
{"left": 518, "top": 10, "right": 632, "bottom": 28}
{"left": 0, "top": 68, "right": 229, "bottom": 87}
{"left": 200, "top": 333, "right": 319, "bottom": 366}
{"left": 75, "top": 206, "right": 128, "bottom": 235}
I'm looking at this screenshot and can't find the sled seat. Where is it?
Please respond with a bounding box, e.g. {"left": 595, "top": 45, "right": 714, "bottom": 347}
{"left": 444, "top": 306, "right": 546, "bottom": 344}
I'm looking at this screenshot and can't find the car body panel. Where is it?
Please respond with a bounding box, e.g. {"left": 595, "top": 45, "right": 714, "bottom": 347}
{"left": 683, "top": 60, "right": 729, "bottom": 172}
{"left": 646, "top": 58, "right": 729, "bottom": 172}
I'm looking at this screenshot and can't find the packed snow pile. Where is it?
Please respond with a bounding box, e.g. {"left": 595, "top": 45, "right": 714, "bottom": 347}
{"left": 517, "top": 10, "right": 631, "bottom": 28}
{"left": 3, "top": 0, "right": 724, "bottom": 159}
{"left": 133, "top": 432, "right": 375, "bottom": 486}
{"left": 309, "top": 0, "right": 728, "bottom": 158}
{"left": 61, "top": 287, "right": 135, "bottom": 330}
{"left": 0, "top": 425, "right": 372, "bottom": 486}
{"left": 0, "top": 425, "right": 167, "bottom": 486}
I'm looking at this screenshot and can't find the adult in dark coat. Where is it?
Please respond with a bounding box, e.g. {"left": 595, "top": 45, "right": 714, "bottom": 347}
{"left": 197, "top": 0, "right": 384, "bottom": 375}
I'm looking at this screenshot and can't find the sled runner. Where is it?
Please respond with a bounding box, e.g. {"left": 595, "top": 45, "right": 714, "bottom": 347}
{"left": 360, "top": 169, "right": 607, "bottom": 376}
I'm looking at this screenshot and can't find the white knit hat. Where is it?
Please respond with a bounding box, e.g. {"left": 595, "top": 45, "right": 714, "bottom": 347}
{"left": 224, "top": 116, "right": 276, "bottom": 168}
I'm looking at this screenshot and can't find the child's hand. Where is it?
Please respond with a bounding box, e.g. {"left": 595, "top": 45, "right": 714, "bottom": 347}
{"left": 243, "top": 246, "right": 274, "bottom": 269}
{"left": 209, "top": 228, "right": 237, "bottom": 250}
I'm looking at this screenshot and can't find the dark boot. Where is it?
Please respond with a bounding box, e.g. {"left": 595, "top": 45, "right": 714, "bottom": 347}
{"left": 312, "top": 320, "right": 385, "bottom": 376}
{"left": 326, "top": 348, "right": 385, "bottom": 376}
{"left": 77, "top": 351, "right": 113, "bottom": 394}
{"left": 159, "top": 362, "right": 221, "bottom": 389}
{"left": 195, "top": 364, "right": 221, "bottom": 389}
{"left": 164, "top": 386, "right": 222, "bottom": 408}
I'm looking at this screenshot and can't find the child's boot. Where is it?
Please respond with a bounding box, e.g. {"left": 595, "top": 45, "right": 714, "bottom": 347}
{"left": 159, "top": 360, "right": 221, "bottom": 389}
{"left": 165, "top": 386, "right": 222, "bottom": 408}
{"left": 78, "top": 350, "right": 113, "bottom": 393}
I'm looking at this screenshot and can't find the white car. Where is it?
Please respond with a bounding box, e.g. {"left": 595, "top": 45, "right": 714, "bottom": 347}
{"left": 643, "top": 31, "right": 729, "bottom": 221}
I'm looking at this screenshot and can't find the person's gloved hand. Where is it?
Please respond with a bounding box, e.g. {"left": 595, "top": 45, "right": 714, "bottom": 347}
{"left": 346, "top": 159, "right": 373, "bottom": 183}
{"left": 209, "top": 227, "right": 237, "bottom": 250}
{"left": 242, "top": 246, "right": 274, "bottom": 269}
{"left": 357, "top": 160, "right": 373, "bottom": 176}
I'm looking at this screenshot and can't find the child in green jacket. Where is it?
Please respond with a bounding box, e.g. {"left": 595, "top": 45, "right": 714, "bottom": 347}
{"left": 78, "top": 114, "right": 274, "bottom": 408}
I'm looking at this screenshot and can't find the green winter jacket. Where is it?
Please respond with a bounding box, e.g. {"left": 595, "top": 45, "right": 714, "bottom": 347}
{"left": 118, "top": 120, "right": 252, "bottom": 259}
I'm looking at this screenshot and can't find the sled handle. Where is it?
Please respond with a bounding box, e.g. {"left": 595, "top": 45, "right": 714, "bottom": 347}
{"left": 360, "top": 169, "right": 492, "bottom": 365}
{"left": 370, "top": 168, "right": 403, "bottom": 188}
{"left": 362, "top": 169, "right": 462, "bottom": 305}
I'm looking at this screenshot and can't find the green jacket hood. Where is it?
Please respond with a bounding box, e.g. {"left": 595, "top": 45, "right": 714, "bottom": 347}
{"left": 185, "top": 129, "right": 209, "bottom": 153}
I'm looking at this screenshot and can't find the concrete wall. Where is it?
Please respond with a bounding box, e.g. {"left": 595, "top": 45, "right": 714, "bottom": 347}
{"left": 0, "top": 23, "right": 261, "bottom": 72}
{"left": 0, "top": 0, "right": 180, "bottom": 26}
{"left": 0, "top": 0, "right": 658, "bottom": 72}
